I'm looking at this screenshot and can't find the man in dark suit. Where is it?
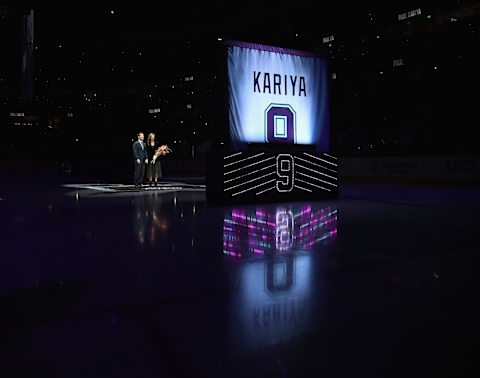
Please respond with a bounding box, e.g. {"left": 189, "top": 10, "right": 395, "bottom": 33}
{"left": 133, "top": 132, "right": 148, "bottom": 188}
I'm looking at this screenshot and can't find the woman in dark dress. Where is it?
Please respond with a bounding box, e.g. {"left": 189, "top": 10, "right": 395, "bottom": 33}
{"left": 145, "top": 133, "right": 162, "bottom": 186}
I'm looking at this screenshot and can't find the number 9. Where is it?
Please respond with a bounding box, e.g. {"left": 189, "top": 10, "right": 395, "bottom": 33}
{"left": 276, "top": 154, "right": 294, "bottom": 192}
{"left": 276, "top": 208, "right": 294, "bottom": 251}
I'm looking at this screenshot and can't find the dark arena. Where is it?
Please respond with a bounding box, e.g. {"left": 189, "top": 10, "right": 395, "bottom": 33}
{"left": 1, "top": 1, "right": 480, "bottom": 377}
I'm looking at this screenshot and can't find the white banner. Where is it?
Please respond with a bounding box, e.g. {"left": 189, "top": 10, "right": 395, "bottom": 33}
{"left": 226, "top": 41, "right": 330, "bottom": 151}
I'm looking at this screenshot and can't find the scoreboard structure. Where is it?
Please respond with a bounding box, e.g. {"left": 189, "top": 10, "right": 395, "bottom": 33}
{"left": 207, "top": 40, "right": 338, "bottom": 204}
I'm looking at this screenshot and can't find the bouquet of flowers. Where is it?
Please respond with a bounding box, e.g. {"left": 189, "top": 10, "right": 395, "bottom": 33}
{"left": 152, "top": 144, "right": 172, "bottom": 163}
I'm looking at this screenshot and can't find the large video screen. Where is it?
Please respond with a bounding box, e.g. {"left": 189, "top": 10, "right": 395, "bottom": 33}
{"left": 226, "top": 40, "right": 330, "bottom": 151}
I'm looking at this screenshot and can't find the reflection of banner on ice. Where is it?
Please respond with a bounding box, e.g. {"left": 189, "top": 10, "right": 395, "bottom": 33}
{"left": 223, "top": 205, "right": 337, "bottom": 257}
{"left": 228, "top": 254, "right": 325, "bottom": 354}
{"left": 275, "top": 209, "right": 294, "bottom": 251}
